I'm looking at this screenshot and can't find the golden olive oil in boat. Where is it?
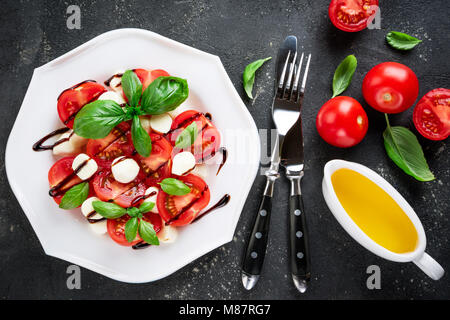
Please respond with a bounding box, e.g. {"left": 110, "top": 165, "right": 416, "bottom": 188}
{"left": 331, "top": 168, "right": 418, "bottom": 253}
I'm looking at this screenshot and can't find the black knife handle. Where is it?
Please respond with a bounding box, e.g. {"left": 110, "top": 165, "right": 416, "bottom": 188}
{"left": 289, "top": 192, "right": 311, "bottom": 281}
{"left": 242, "top": 194, "right": 272, "bottom": 276}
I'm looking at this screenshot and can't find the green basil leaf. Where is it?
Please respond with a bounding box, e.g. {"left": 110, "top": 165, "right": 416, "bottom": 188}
{"left": 243, "top": 57, "right": 271, "bottom": 99}
{"left": 131, "top": 115, "right": 152, "bottom": 157}
{"left": 73, "top": 100, "right": 126, "bottom": 139}
{"left": 139, "top": 219, "right": 160, "bottom": 245}
{"left": 121, "top": 70, "right": 142, "bottom": 107}
{"left": 125, "top": 217, "right": 139, "bottom": 243}
{"left": 59, "top": 182, "right": 89, "bottom": 210}
{"left": 138, "top": 201, "right": 155, "bottom": 214}
{"left": 127, "top": 207, "right": 140, "bottom": 218}
{"left": 332, "top": 55, "right": 357, "bottom": 98}
{"left": 383, "top": 117, "right": 435, "bottom": 181}
{"left": 92, "top": 201, "right": 127, "bottom": 219}
{"left": 386, "top": 31, "right": 422, "bottom": 51}
{"left": 159, "top": 178, "right": 191, "bottom": 196}
{"left": 175, "top": 122, "right": 198, "bottom": 149}
{"left": 141, "top": 76, "right": 189, "bottom": 114}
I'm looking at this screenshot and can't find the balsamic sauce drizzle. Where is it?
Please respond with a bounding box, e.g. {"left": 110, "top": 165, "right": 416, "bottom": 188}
{"left": 48, "top": 158, "right": 89, "bottom": 197}
{"left": 192, "top": 194, "right": 231, "bottom": 223}
{"left": 130, "top": 191, "right": 157, "bottom": 207}
{"left": 86, "top": 211, "right": 106, "bottom": 224}
{"left": 32, "top": 127, "right": 71, "bottom": 151}
{"left": 132, "top": 242, "right": 150, "bottom": 250}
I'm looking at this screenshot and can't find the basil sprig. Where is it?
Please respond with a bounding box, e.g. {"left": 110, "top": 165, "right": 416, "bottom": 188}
{"left": 386, "top": 31, "right": 422, "bottom": 51}
{"left": 92, "top": 200, "right": 159, "bottom": 245}
{"left": 59, "top": 182, "right": 89, "bottom": 209}
{"left": 175, "top": 122, "right": 198, "bottom": 149}
{"left": 243, "top": 57, "right": 272, "bottom": 99}
{"left": 74, "top": 70, "right": 189, "bottom": 157}
{"left": 383, "top": 114, "right": 435, "bottom": 181}
{"left": 159, "top": 178, "right": 191, "bottom": 195}
{"left": 332, "top": 55, "right": 357, "bottom": 98}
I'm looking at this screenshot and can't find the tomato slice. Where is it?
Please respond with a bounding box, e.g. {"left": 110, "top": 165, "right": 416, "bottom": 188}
{"left": 169, "top": 110, "right": 221, "bottom": 162}
{"left": 328, "top": 0, "right": 379, "bottom": 32}
{"left": 107, "top": 212, "right": 163, "bottom": 246}
{"left": 134, "top": 133, "right": 173, "bottom": 187}
{"left": 92, "top": 170, "right": 146, "bottom": 208}
{"left": 157, "top": 174, "right": 210, "bottom": 227}
{"left": 134, "top": 69, "right": 170, "bottom": 92}
{"left": 413, "top": 88, "right": 450, "bottom": 141}
{"left": 57, "top": 81, "right": 106, "bottom": 128}
{"left": 86, "top": 122, "right": 134, "bottom": 168}
{"left": 48, "top": 157, "right": 83, "bottom": 204}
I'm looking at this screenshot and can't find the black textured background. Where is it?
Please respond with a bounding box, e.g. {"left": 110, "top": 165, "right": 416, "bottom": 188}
{"left": 1, "top": 0, "right": 449, "bottom": 299}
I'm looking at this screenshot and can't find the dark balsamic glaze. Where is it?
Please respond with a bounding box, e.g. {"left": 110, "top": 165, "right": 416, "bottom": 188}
{"left": 104, "top": 73, "right": 123, "bottom": 87}
{"left": 32, "top": 127, "right": 71, "bottom": 151}
{"left": 86, "top": 211, "right": 106, "bottom": 224}
{"left": 48, "top": 159, "right": 89, "bottom": 197}
{"left": 215, "top": 147, "right": 227, "bottom": 175}
{"left": 192, "top": 194, "right": 231, "bottom": 223}
{"left": 204, "top": 112, "right": 212, "bottom": 120}
{"left": 130, "top": 191, "right": 157, "bottom": 207}
{"left": 165, "top": 185, "right": 209, "bottom": 225}
{"left": 132, "top": 242, "right": 150, "bottom": 250}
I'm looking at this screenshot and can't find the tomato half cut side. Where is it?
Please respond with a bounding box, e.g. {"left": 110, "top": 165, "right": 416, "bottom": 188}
{"left": 48, "top": 156, "right": 83, "bottom": 204}
{"left": 413, "top": 88, "right": 450, "bottom": 141}
{"left": 157, "top": 174, "right": 210, "bottom": 227}
{"left": 328, "top": 0, "right": 379, "bottom": 32}
{"left": 57, "top": 81, "right": 106, "bottom": 128}
{"left": 134, "top": 68, "right": 170, "bottom": 92}
{"left": 107, "top": 212, "right": 162, "bottom": 246}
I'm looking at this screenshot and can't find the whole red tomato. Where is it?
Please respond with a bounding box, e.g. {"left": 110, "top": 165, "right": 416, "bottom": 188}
{"left": 328, "top": 0, "right": 379, "bottom": 32}
{"left": 316, "top": 96, "right": 369, "bottom": 148}
{"left": 362, "top": 62, "right": 419, "bottom": 113}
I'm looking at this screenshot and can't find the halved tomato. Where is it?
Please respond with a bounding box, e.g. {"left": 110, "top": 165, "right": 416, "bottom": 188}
{"left": 92, "top": 170, "right": 146, "bottom": 208}
{"left": 169, "top": 110, "right": 221, "bottom": 162}
{"left": 48, "top": 156, "right": 83, "bottom": 204}
{"left": 413, "top": 88, "right": 450, "bottom": 141}
{"left": 134, "top": 69, "right": 170, "bottom": 92}
{"left": 107, "top": 212, "right": 163, "bottom": 246}
{"left": 328, "top": 0, "right": 379, "bottom": 32}
{"left": 57, "top": 81, "right": 106, "bottom": 128}
{"left": 134, "top": 133, "right": 173, "bottom": 186}
{"left": 86, "top": 122, "right": 134, "bottom": 168}
{"left": 157, "top": 174, "right": 210, "bottom": 227}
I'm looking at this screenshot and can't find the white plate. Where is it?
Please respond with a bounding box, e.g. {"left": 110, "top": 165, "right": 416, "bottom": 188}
{"left": 5, "top": 28, "right": 260, "bottom": 283}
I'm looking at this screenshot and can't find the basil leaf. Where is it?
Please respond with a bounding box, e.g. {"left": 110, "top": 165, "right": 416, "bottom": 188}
{"left": 139, "top": 219, "right": 160, "bottom": 245}
{"left": 127, "top": 207, "right": 140, "bottom": 218}
{"left": 92, "top": 201, "right": 127, "bottom": 219}
{"left": 131, "top": 115, "right": 152, "bottom": 157}
{"left": 383, "top": 116, "right": 435, "bottom": 181}
{"left": 141, "top": 76, "right": 189, "bottom": 115}
{"left": 332, "top": 55, "right": 357, "bottom": 98}
{"left": 175, "top": 122, "right": 198, "bottom": 149}
{"left": 121, "top": 70, "right": 142, "bottom": 107}
{"left": 125, "top": 217, "right": 139, "bottom": 243}
{"left": 159, "top": 178, "right": 191, "bottom": 196}
{"left": 386, "top": 31, "right": 422, "bottom": 51}
{"left": 138, "top": 201, "right": 155, "bottom": 214}
{"left": 73, "top": 100, "right": 126, "bottom": 139}
{"left": 243, "top": 57, "right": 271, "bottom": 99}
{"left": 59, "top": 182, "right": 89, "bottom": 210}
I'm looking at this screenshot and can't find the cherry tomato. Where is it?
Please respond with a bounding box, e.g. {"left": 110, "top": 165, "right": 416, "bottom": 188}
{"left": 48, "top": 156, "right": 83, "bottom": 204}
{"left": 413, "top": 88, "right": 450, "bottom": 141}
{"left": 362, "top": 62, "right": 419, "bottom": 114}
{"left": 316, "top": 96, "right": 369, "bottom": 148}
{"left": 107, "top": 212, "right": 162, "bottom": 246}
{"left": 328, "top": 0, "right": 379, "bottom": 32}
{"left": 57, "top": 81, "right": 106, "bottom": 128}
{"left": 169, "top": 110, "right": 221, "bottom": 162}
{"left": 157, "top": 174, "right": 210, "bottom": 227}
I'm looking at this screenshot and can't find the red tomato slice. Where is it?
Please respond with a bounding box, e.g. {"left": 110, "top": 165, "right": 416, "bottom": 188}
{"left": 413, "top": 88, "right": 450, "bottom": 141}
{"left": 86, "top": 122, "right": 134, "bottom": 168}
{"left": 92, "top": 170, "right": 146, "bottom": 208}
{"left": 169, "top": 110, "right": 221, "bottom": 162}
{"left": 329, "top": 0, "right": 379, "bottom": 32}
{"left": 57, "top": 81, "right": 106, "bottom": 128}
{"left": 107, "top": 212, "right": 163, "bottom": 246}
{"left": 157, "top": 174, "right": 210, "bottom": 227}
{"left": 134, "top": 69, "right": 170, "bottom": 92}
{"left": 48, "top": 157, "right": 83, "bottom": 204}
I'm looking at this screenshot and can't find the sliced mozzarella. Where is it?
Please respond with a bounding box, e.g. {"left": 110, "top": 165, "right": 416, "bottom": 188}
{"left": 72, "top": 153, "right": 98, "bottom": 180}
{"left": 81, "top": 197, "right": 107, "bottom": 234}
{"left": 88, "top": 220, "right": 107, "bottom": 235}
{"left": 157, "top": 225, "right": 178, "bottom": 244}
{"left": 52, "top": 130, "right": 87, "bottom": 157}
{"left": 108, "top": 73, "right": 123, "bottom": 91}
{"left": 111, "top": 156, "right": 140, "bottom": 183}
{"left": 190, "top": 164, "right": 209, "bottom": 180}
{"left": 98, "top": 91, "right": 126, "bottom": 105}
{"left": 139, "top": 115, "right": 152, "bottom": 132}
{"left": 143, "top": 187, "right": 159, "bottom": 213}
{"left": 172, "top": 151, "right": 196, "bottom": 176}
{"left": 150, "top": 113, "right": 172, "bottom": 134}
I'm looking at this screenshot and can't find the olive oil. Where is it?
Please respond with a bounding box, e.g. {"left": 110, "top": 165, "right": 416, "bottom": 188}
{"left": 331, "top": 168, "right": 418, "bottom": 253}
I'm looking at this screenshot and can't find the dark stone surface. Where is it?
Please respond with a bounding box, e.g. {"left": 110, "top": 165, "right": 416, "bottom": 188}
{"left": 0, "top": 0, "right": 449, "bottom": 299}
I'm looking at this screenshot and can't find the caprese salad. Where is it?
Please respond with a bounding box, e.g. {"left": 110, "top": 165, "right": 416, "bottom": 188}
{"left": 33, "top": 68, "right": 228, "bottom": 249}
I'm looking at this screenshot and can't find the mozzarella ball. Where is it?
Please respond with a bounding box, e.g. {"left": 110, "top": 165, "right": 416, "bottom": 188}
{"left": 72, "top": 153, "right": 98, "bottom": 180}
{"left": 143, "top": 187, "right": 159, "bottom": 213}
{"left": 81, "top": 197, "right": 107, "bottom": 234}
{"left": 139, "top": 116, "right": 152, "bottom": 132}
{"left": 150, "top": 113, "right": 172, "bottom": 134}
{"left": 157, "top": 225, "right": 178, "bottom": 244}
{"left": 88, "top": 220, "right": 108, "bottom": 234}
{"left": 172, "top": 151, "right": 196, "bottom": 176}
{"left": 53, "top": 130, "right": 87, "bottom": 157}
{"left": 111, "top": 156, "right": 140, "bottom": 183}
{"left": 98, "top": 91, "right": 126, "bottom": 105}
{"left": 108, "top": 73, "right": 123, "bottom": 91}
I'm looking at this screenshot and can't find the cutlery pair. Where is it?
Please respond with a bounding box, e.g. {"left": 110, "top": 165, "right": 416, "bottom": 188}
{"left": 241, "top": 36, "right": 311, "bottom": 293}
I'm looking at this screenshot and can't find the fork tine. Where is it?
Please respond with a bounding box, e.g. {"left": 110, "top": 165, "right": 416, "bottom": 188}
{"left": 284, "top": 51, "right": 297, "bottom": 96}
{"left": 292, "top": 52, "right": 304, "bottom": 94}
{"left": 278, "top": 50, "right": 291, "bottom": 91}
{"left": 300, "top": 54, "right": 311, "bottom": 94}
